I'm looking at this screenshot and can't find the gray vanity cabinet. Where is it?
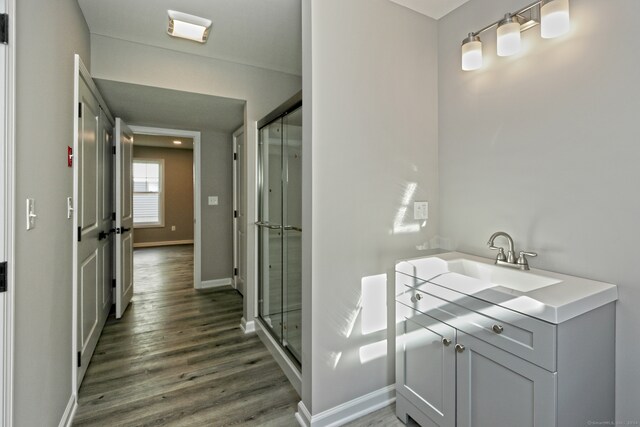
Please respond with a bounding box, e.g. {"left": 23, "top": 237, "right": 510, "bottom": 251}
{"left": 456, "top": 331, "right": 556, "bottom": 427}
{"left": 396, "top": 302, "right": 456, "bottom": 427}
{"left": 396, "top": 270, "right": 615, "bottom": 427}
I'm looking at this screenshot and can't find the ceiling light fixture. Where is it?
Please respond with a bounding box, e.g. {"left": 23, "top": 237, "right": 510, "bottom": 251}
{"left": 460, "top": 0, "right": 570, "bottom": 71}
{"left": 173, "top": 140, "right": 182, "bottom": 145}
{"left": 167, "top": 10, "right": 212, "bottom": 43}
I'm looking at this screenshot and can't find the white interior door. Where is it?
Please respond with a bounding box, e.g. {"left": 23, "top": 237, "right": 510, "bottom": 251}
{"left": 115, "top": 118, "right": 134, "bottom": 319}
{"left": 233, "top": 127, "right": 246, "bottom": 296}
{"left": 75, "top": 76, "right": 103, "bottom": 386}
{"left": 98, "top": 110, "right": 114, "bottom": 321}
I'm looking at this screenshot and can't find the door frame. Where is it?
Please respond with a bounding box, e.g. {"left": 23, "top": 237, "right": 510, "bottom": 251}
{"left": 1, "top": 1, "right": 15, "bottom": 425}
{"left": 232, "top": 126, "right": 243, "bottom": 292}
{"left": 129, "top": 126, "right": 202, "bottom": 288}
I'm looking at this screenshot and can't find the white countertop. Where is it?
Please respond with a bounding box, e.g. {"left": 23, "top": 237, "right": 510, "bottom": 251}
{"left": 396, "top": 251, "right": 618, "bottom": 324}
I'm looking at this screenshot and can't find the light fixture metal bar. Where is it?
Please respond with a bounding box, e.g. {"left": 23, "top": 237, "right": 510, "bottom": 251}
{"left": 469, "top": 0, "right": 543, "bottom": 37}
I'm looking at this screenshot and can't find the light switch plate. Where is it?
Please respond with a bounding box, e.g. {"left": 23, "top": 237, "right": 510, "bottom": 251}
{"left": 208, "top": 196, "right": 219, "bottom": 206}
{"left": 26, "top": 198, "right": 36, "bottom": 230}
{"left": 414, "top": 201, "right": 428, "bottom": 220}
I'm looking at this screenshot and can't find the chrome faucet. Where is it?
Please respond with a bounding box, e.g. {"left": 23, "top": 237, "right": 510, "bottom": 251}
{"left": 487, "top": 231, "right": 537, "bottom": 270}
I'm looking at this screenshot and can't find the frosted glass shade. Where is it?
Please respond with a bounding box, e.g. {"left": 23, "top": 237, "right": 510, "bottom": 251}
{"left": 541, "top": 0, "right": 570, "bottom": 39}
{"left": 461, "top": 37, "right": 482, "bottom": 71}
{"left": 497, "top": 18, "right": 521, "bottom": 57}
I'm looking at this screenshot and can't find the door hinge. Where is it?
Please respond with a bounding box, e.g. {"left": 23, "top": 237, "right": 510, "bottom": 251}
{"left": 78, "top": 102, "right": 82, "bottom": 118}
{"left": 233, "top": 153, "right": 237, "bottom": 161}
{"left": 77, "top": 351, "right": 82, "bottom": 368}
{"left": 234, "top": 210, "right": 238, "bottom": 218}
{"left": 77, "top": 226, "right": 82, "bottom": 242}
{"left": 0, "top": 14, "right": 8, "bottom": 44}
{"left": 234, "top": 267, "right": 238, "bottom": 276}
{"left": 0, "top": 261, "right": 7, "bottom": 293}
{"left": 112, "top": 146, "right": 116, "bottom": 155}
{"left": 112, "top": 278, "right": 116, "bottom": 288}
{"left": 112, "top": 212, "right": 116, "bottom": 221}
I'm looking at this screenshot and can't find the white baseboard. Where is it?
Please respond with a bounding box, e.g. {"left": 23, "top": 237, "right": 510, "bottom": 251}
{"left": 198, "top": 277, "right": 232, "bottom": 289}
{"left": 133, "top": 239, "right": 194, "bottom": 248}
{"left": 240, "top": 317, "right": 255, "bottom": 334}
{"left": 58, "top": 394, "right": 77, "bottom": 427}
{"left": 296, "top": 385, "right": 396, "bottom": 427}
{"left": 296, "top": 401, "right": 312, "bottom": 427}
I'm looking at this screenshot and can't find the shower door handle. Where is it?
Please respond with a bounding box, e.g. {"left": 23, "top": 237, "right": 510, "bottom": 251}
{"left": 255, "top": 221, "right": 282, "bottom": 230}
{"left": 283, "top": 225, "right": 302, "bottom": 232}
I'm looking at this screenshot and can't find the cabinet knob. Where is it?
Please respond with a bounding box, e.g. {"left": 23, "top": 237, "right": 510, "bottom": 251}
{"left": 492, "top": 324, "right": 504, "bottom": 334}
{"left": 455, "top": 344, "right": 465, "bottom": 353}
{"left": 410, "top": 293, "right": 423, "bottom": 303}
{"left": 442, "top": 338, "right": 451, "bottom": 346}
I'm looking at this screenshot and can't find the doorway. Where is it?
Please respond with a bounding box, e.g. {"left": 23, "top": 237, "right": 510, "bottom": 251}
{"left": 129, "top": 126, "right": 202, "bottom": 288}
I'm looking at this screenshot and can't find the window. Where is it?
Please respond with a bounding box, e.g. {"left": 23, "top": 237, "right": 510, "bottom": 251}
{"left": 133, "top": 159, "right": 164, "bottom": 227}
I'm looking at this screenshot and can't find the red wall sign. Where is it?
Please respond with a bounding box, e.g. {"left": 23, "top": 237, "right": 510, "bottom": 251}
{"left": 68, "top": 146, "right": 73, "bottom": 167}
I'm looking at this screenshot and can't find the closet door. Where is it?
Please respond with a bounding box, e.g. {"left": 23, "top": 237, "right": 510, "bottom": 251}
{"left": 75, "top": 75, "right": 101, "bottom": 387}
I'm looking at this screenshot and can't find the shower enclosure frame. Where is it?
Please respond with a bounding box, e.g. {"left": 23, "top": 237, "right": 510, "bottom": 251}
{"left": 256, "top": 91, "right": 303, "bottom": 370}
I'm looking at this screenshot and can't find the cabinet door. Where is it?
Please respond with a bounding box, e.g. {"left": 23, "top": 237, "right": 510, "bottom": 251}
{"left": 396, "top": 302, "right": 456, "bottom": 427}
{"left": 456, "top": 331, "right": 557, "bottom": 427}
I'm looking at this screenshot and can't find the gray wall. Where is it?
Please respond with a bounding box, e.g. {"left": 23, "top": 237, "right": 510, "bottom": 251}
{"left": 201, "top": 130, "right": 234, "bottom": 281}
{"left": 132, "top": 145, "right": 194, "bottom": 245}
{"left": 14, "top": 0, "right": 90, "bottom": 424}
{"left": 438, "top": 0, "right": 640, "bottom": 421}
{"left": 305, "top": 0, "right": 439, "bottom": 414}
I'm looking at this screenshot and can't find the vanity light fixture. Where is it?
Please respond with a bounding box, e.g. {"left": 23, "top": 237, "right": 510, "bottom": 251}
{"left": 461, "top": 0, "right": 570, "bottom": 70}
{"left": 173, "top": 140, "right": 182, "bottom": 145}
{"left": 167, "top": 10, "right": 212, "bottom": 43}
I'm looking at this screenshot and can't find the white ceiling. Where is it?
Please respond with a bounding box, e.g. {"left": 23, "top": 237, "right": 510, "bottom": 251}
{"left": 95, "top": 79, "right": 245, "bottom": 133}
{"left": 388, "top": 0, "right": 472, "bottom": 19}
{"left": 77, "top": 0, "right": 302, "bottom": 76}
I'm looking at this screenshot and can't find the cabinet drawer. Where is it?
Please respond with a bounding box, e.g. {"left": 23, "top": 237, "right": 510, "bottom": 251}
{"left": 397, "top": 282, "right": 557, "bottom": 371}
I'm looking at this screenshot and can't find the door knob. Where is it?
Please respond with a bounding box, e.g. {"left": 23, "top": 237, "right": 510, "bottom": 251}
{"left": 442, "top": 338, "right": 452, "bottom": 346}
{"left": 410, "top": 293, "right": 423, "bottom": 303}
{"left": 455, "top": 344, "right": 465, "bottom": 353}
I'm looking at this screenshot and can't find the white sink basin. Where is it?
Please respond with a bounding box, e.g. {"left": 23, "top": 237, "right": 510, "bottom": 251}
{"left": 445, "top": 259, "right": 561, "bottom": 292}
{"left": 396, "top": 251, "right": 618, "bottom": 324}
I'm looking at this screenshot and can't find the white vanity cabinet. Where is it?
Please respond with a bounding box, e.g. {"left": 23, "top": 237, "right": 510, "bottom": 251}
{"left": 395, "top": 255, "right": 617, "bottom": 427}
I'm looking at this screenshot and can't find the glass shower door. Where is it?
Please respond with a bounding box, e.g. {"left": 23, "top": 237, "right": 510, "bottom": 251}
{"left": 258, "top": 121, "right": 284, "bottom": 343}
{"left": 257, "top": 99, "right": 303, "bottom": 368}
{"left": 282, "top": 107, "right": 302, "bottom": 361}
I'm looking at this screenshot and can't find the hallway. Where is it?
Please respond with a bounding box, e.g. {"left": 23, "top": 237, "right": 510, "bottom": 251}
{"left": 73, "top": 245, "right": 299, "bottom": 426}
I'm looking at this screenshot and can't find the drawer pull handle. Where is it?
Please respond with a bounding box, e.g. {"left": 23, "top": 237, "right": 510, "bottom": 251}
{"left": 442, "top": 338, "right": 451, "bottom": 346}
{"left": 410, "top": 293, "right": 423, "bottom": 303}
{"left": 492, "top": 324, "right": 504, "bottom": 334}
{"left": 455, "top": 344, "right": 465, "bottom": 353}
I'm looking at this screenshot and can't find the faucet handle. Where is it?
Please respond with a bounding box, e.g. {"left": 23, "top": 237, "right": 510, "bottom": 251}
{"left": 489, "top": 246, "right": 507, "bottom": 262}
{"left": 517, "top": 251, "right": 537, "bottom": 269}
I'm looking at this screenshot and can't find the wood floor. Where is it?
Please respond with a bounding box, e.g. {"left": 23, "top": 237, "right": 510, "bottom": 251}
{"left": 73, "top": 244, "right": 410, "bottom": 427}
{"left": 74, "top": 245, "right": 299, "bottom": 426}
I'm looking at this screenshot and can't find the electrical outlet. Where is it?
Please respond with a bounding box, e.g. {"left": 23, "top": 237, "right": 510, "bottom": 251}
{"left": 171, "top": 225, "right": 176, "bottom": 231}
{"left": 208, "top": 196, "right": 219, "bottom": 206}
{"left": 414, "top": 201, "right": 428, "bottom": 220}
